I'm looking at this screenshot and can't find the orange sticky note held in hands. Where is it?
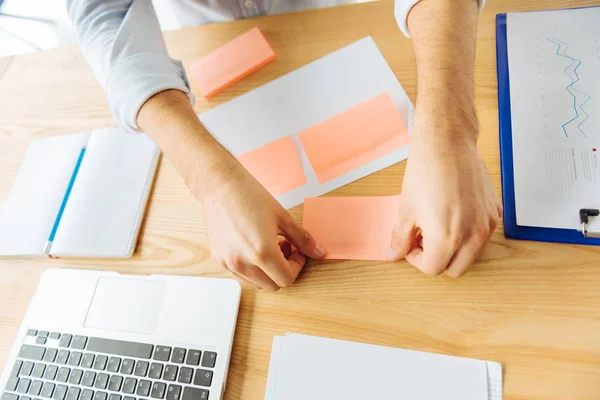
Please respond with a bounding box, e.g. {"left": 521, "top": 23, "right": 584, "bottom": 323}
{"left": 298, "top": 92, "right": 409, "bottom": 184}
{"left": 303, "top": 196, "right": 400, "bottom": 260}
{"left": 238, "top": 137, "right": 307, "bottom": 197}
{"left": 190, "top": 27, "right": 276, "bottom": 98}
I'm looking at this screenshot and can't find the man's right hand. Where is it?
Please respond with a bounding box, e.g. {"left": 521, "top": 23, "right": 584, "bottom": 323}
{"left": 199, "top": 162, "right": 326, "bottom": 290}
{"left": 137, "top": 89, "right": 325, "bottom": 290}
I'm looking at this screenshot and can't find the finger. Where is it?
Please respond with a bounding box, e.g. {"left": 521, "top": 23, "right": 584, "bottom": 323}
{"left": 444, "top": 236, "right": 487, "bottom": 278}
{"left": 278, "top": 238, "right": 293, "bottom": 259}
{"left": 228, "top": 259, "right": 280, "bottom": 291}
{"left": 219, "top": 260, "right": 256, "bottom": 288}
{"left": 261, "top": 247, "right": 307, "bottom": 288}
{"left": 387, "top": 211, "right": 417, "bottom": 261}
{"left": 405, "top": 233, "right": 457, "bottom": 276}
{"left": 279, "top": 216, "right": 326, "bottom": 259}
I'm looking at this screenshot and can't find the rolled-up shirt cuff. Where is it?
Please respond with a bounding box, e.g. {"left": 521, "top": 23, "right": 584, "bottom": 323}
{"left": 105, "top": 52, "right": 195, "bottom": 132}
{"left": 395, "top": 0, "right": 486, "bottom": 38}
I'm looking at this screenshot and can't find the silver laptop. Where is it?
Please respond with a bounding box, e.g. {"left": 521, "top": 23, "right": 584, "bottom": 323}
{"left": 0, "top": 269, "right": 241, "bottom": 400}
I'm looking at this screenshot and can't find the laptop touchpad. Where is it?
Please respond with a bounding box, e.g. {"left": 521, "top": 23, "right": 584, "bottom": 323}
{"left": 84, "top": 278, "right": 166, "bottom": 335}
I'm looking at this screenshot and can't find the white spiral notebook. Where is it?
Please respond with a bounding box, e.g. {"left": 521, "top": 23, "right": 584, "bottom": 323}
{"left": 0, "top": 128, "right": 160, "bottom": 258}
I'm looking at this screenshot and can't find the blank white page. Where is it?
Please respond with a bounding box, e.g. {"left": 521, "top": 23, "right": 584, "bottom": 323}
{"left": 0, "top": 133, "right": 90, "bottom": 257}
{"left": 199, "top": 37, "right": 413, "bottom": 209}
{"left": 268, "top": 334, "right": 488, "bottom": 400}
{"left": 50, "top": 128, "right": 159, "bottom": 258}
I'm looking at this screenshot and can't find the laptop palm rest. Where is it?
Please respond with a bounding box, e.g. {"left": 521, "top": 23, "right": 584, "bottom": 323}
{"left": 84, "top": 277, "right": 166, "bottom": 335}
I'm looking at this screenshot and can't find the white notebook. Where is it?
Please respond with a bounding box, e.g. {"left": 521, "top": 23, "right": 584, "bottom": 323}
{"left": 0, "top": 128, "right": 160, "bottom": 258}
{"left": 265, "top": 334, "right": 503, "bottom": 400}
{"left": 199, "top": 36, "right": 413, "bottom": 209}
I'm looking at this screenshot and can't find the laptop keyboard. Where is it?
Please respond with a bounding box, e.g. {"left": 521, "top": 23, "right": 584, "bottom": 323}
{"left": 2, "top": 330, "right": 218, "bottom": 400}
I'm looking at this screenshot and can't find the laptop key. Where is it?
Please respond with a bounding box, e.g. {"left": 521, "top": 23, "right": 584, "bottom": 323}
{"left": 56, "top": 350, "right": 70, "bottom": 365}
{"left": 120, "top": 360, "right": 134, "bottom": 375}
{"left": 5, "top": 377, "right": 19, "bottom": 392}
{"left": 94, "top": 356, "right": 108, "bottom": 371}
{"left": 108, "top": 375, "right": 123, "bottom": 392}
{"left": 41, "top": 382, "right": 55, "bottom": 399}
{"left": 27, "top": 330, "right": 38, "bottom": 337}
{"left": 185, "top": 351, "right": 200, "bottom": 367}
{"left": 163, "top": 366, "right": 177, "bottom": 382}
{"left": 82, "top": 371, "right": 96, "bottom": 387}
{"left": 81, "top": 354, "right": 95, "bottom": 369}
{"left": 21, "top": 362, "right": 34, "bottom": 377}
{"left": 65, "top": 387, "right": 80, "bottom": 400}
{"left": 122, "top": 378, "right": 137, "bottom": 395}
{"left": 93, "top": 392, "right": 107, "bottom": 400}
{"left": 59, "top": 335, "right": 72, "bottom": 348}
{"left": 148, "top": 363, "right": 163, "bottom": 379}
{"left": 16, "top": 378, "right": 31, "bottom": 394}
{"left": 50, "top": 333, "right": 61, "bottom": 340}
{"left": 69, "top": 369, "right": 83, "bottom": 385}
{"left": 150, "top": 383, "right": 166, "bottom": 399}
{"left": 35, "top": 338, "right": 47, "bottom": 346}
{"left": 10, "top": 361, "right": 23, "bottom": 377}
{"left": 94, "top": 374, "right": 109, "bottom": 390}
{"left": 44, "top": 366, "right": 58, "bottom": 381}
{"left": 108, "top": 395, "right": 121, "bottom": 400}
{"left": 106, "top": 358, "right": 121, "bottom": 373}
{"left": 71, "top": 336, "right": 88, "bottom": 351}
{"left": 19, "top": 346, "right": 45, "bottom": 361}
{"left": 2, "top": 394, "right": 18, "bottom": 400}
{"left": 170, "top": 349, "right": 185, "bottom": 364}
{"left": 53, "top": 385, "right": 68, "bottom": 400}
{"left": 136, "top": 381, "right": 151, "bottom": 397}
{"left": 87, "top": 338, "right": 153, "bottom": 360}
{"left": 38, "top": 332, "right": 49, "bottom": 339}
{"left": 193, "top": 370, "right": 212, "bottom": 388}
{"left": 153, "top": 347, "right": 171, "bottom": 362}
{"left": 29, "top": 381, "right": 43, "bottom": 397}
{"left": 200, "top": 353, "right": 216, "bottom": 369}
{"left": 68, "top": 352, "right": 82, "bottom": 367}
{"left": 133, "top": 361, "right": 148, "bottom": 377}
{"left": 166, "top": 385, "right": 181, "bottom": 400}
{"left": 182, "top": 387, "right": 209, "bottom": 400}
{"left": 177, "top": 368, "right": 192, "bottom": 384}
{"left": 32, "top": 363, "right": 46, "bottom": 379}
{"left": 80, "top": 391, "right": 94, "bottom": 400}
{"left": 56, "top": 368, "right": 70, "bottom": 383}
{"left": 44, "top": 349, "right": 58, "bottom": 363}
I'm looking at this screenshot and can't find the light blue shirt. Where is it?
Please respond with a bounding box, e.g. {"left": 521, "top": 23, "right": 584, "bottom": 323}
{"left": 66, "top": 0, "right": 484, "bottom": 131}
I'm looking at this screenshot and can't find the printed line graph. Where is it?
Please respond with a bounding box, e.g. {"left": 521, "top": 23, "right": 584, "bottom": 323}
{"left": 547, "top": 37, "right": 591, "bottom": 138}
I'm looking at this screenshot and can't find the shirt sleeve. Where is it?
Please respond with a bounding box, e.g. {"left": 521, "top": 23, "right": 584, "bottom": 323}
{"left": 394, "top": 0, "right": 486, "bottom": 37}
{"left": 66, "top": 0, "right": 195, "bottom": 132}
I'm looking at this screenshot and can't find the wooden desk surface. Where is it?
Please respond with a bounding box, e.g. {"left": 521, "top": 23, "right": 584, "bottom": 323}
{"left": 1, "top": 0, "right": 600, "bottom": 398}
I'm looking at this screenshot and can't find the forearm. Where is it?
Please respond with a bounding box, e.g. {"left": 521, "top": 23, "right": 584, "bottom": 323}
{"left": 407, "top": 0, "right": 479, "bottom": 142}
{"left": 137, "top": 90, "right": 241, "bottom": 200}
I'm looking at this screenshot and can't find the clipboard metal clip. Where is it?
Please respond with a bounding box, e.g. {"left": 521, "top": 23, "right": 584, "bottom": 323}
{"left": 579, "top": 209, "right": 600, "bottom": 238}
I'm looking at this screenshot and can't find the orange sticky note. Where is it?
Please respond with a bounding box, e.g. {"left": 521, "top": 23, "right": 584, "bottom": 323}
{"left": 190, "top": 27, "right": 276, "bottom": 98}
{"left": 298, "top": 92, "right": 409, "bottom": 184}
{"left": 238, "top": 137, "right": 307, "bottom": 197}
{"left": 303, "top": 196, "right": 400, "bottom": 260}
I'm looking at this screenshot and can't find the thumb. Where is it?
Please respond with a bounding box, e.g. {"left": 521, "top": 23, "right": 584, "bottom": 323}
{"left": 279, "top": 216, "right": 326, "bottom": 259}
{"left": 386, "top": 202, "right": 416, "bottom": 261}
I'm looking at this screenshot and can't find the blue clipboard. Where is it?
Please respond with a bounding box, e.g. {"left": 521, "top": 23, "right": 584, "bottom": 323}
{"left": 496, "top": 12, "right": 600, "bottom": 245}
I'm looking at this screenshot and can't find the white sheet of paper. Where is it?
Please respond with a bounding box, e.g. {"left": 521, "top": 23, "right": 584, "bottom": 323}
{"left": 507, "top": 7, "right": 600, "bottom": 230}
{"left": 264, "top": 334, "right": 496, "bottom": 400}
{"left": 199, "top": 37, "right": 413, "bottom": 209}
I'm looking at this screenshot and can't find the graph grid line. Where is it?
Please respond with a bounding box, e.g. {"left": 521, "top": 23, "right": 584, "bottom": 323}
{"left": 547, "top": 37, "right": 591, "bottom": 138}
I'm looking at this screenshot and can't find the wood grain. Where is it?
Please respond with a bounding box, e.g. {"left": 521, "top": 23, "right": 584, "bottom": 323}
{"left": 1, "top": 1, "right": 600, "bottom": 399}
